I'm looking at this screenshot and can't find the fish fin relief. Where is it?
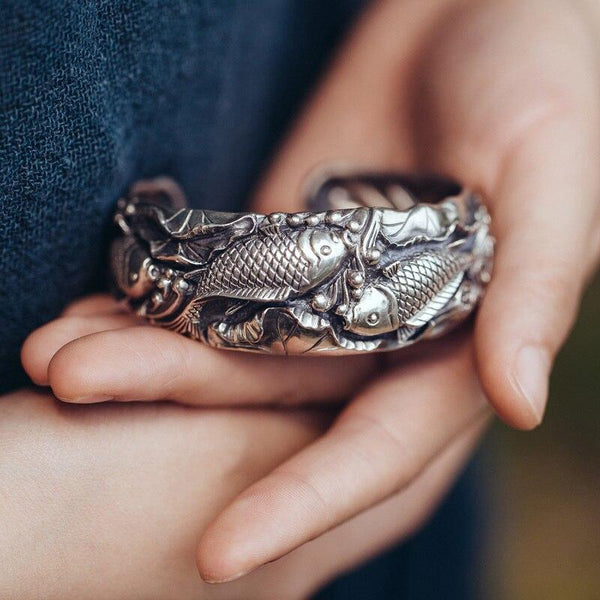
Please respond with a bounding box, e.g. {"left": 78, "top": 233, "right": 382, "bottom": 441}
{"left": 184, "top": 266, "right": 208, "bottom": 283}
{"left": 396, "top": 325, "right": 417, "bottom": 342}
{"left": 168, "top": 308, "right": 204, "bottom": 339}
{"left": 382, "top": 253, "right": 447, "bottom": 278}
{"left": 204, "top": 285, "right": 294, "bottom": 303}
{"left": 405, "top": 271, "right": 464, "bottom": 327}
{"left": 225, "top": 300, "right": 249, "bottom": 315}
{"left": 382, "top": 260, "right": 404, "bottom": 278}
{"left": 258, "top": 222, "right": 283, "bottom": 237}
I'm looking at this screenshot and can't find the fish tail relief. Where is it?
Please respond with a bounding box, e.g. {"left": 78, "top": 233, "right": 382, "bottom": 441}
{"left": 164, "top": 296, "right": 208, "bottom": 340}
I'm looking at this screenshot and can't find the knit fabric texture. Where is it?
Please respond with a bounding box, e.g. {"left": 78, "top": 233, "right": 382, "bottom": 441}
{"left": 0, "top": 0, "right": 362, "bottom": 390}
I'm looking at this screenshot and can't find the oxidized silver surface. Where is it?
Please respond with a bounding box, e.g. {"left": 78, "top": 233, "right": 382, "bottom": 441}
{"left": 110, "top": 173, "right": 494, "bottom": 354}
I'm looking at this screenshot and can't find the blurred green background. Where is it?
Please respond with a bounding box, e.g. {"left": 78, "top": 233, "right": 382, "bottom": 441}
{"left": 482, "top": 272, "right": 599, "bottom": 599}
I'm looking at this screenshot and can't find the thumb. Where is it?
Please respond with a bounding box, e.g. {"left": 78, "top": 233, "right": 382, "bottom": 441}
{"left": 476, "top": 111, "right": 600, "bottom": 429}
{"left": 416, "top": 0, "right": 600, "bottom": 428}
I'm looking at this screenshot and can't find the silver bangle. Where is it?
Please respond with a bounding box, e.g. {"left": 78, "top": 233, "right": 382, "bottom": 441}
{"left": 110, "top": 173, "right": 494, "bottom": 354}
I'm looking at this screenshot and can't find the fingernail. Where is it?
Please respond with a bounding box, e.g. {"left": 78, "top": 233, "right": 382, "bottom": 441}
{"left": 199, "top": 569, "right": 252, "bottom": 584}
{"left": 513, "top": 345, "right": 550, "bottom": 426}
{"left": 56, "top": 394, "right": 113, "bottom": 404}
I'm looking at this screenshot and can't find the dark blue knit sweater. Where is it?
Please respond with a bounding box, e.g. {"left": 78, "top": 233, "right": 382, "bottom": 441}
{"left": 0, "top": 0, "right": 364, "bottom": 390}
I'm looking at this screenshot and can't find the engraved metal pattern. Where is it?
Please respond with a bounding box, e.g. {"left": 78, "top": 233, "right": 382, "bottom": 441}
{"left": 198, "top": 232, "right": 311, "bottom": 299}
{"left": 110, "top": 173, "right": 494, "bottom": 354}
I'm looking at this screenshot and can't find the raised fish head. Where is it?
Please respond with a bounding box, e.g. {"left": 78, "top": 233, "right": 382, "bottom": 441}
{"left": 343, "top": 284, "right": 400, "bottom": 336}
{"left": 297, "top": 229, "right": 348, "bottom": 288}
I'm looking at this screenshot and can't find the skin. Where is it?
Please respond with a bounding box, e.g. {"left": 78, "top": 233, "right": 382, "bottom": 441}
{"left": 13, "top": 0, "right": 600, "bottom": 593}
{"left": 0, "top": 388, "right": 485, "bottom": 599}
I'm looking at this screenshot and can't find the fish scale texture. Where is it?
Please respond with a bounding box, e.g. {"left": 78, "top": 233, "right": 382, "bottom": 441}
{"left": 0, "top": 0, "right": 363, "bottom": 390}
{"left": 390, "top": 252, "right": 465, "bottom": 321}
{"left": 200, "top": 233, "right": 310, "bottom": 299}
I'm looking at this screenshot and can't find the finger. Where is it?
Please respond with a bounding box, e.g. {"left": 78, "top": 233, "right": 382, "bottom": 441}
{"left": 46, "top": 326, "right": 376, "bottom": 405}
{"left": 21, "top": 313, "right": 140, "bottom": 385}
{"left": 474, "top": 115, "right": 600, "bottom": 429}
{"left": 419, "top": 0, "right": 600, "bottom": 428}
{"left": 276, "top": 413, "right": 489, "bottom": 597}
{"left": 196, "top": 337, "right": 489, "bottom": 582}
{"left": 61, "top": 294, "right": 124, "bottom": 317}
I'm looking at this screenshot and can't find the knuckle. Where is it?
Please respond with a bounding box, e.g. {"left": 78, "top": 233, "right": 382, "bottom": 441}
{"left": 150, "top": 333, "right": 198, "bottom": 399}
{"left": 339, "top": 410, "right": 424, "bottom": 487}
{"left": 272, "top": 469, "right": 328, "bottom": 512}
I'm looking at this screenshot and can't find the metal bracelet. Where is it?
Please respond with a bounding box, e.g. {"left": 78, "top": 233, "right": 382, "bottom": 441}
{"left": 110, "top": 173, "right": 494, "bottom": 354}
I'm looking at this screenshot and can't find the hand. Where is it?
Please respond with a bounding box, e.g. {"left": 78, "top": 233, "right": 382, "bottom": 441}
{"left": 22, "top": 0, "right": 600, "bottom": 584}
{"left": 0, "top": 389, "right": 482, "bottom": 599}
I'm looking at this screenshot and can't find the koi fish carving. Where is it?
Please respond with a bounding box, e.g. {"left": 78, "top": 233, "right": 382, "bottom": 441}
{"left": 344, "top": 251, "right": 471, "bottom": 336}
{"left": 188, "top": 228, "right": 350, "bottom": 302}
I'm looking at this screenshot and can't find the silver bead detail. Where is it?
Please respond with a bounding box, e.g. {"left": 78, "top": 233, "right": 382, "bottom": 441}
{"left": 312, "top": 293, "right": 329, "bottom": 311}
{"left": 365, "top": 248, "right": 381, "bottom": 264}
{"left": 157, "top": 277, "right": 171, "bottom": 290}
{"left": 346, "top": 220, "right": 361, "bottom": 233}
{"left": 147, "top": 265, "right": 160, "bottom": 281}
{"left": 347, "top": 271, "right": 364, "bottom": 288}
{"left": 174, "top": 278, "right": 190, "bottom": 293}
{"left": 326, "top": 211, "right": 342, "bottom": 224}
